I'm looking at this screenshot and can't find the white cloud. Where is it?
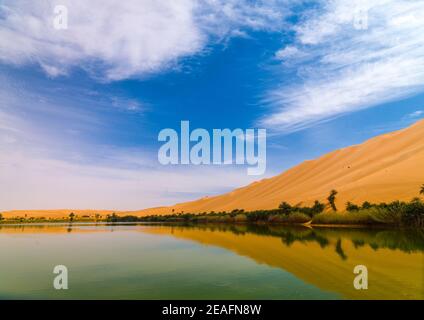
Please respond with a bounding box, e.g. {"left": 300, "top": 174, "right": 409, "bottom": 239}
{"left": 406, "top": 110, "right": 423, "bottom": 118}
{"left": 2, "top": 1, "right": 422, "bottom": 132}
{"left": 40, "top": 62, "right": 68, "bottom": 77}
{"left": 275, "top": 46, "right": 301, "bottom": 60}
{"left": 110, "top": 97, "right": 145, "bottom": 112}
{"left": 262, "top": 0, "right": 424, "bottom": 132}
{"left": 0, "top": 0, "right": 203, "bottom": 80}
{"left": 0, "top": 0, "right": 291, "bottom": 80}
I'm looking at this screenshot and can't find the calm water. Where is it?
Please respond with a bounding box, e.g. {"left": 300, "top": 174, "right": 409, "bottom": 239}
{"left": 0, "top": 223, "right": 422, "bottom": 300}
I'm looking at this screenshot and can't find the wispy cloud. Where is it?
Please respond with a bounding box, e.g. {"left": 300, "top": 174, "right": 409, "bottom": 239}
{"left": 2, "top": 1, "right": 422, "bottom": 131}
{"left": 261, "top": 0, "right": 424, "bottom": 132}
{"left": 110, "top": 96, "right": 146, "bottom": 113}
{"left": 0, "top": 0, "right": 292, "bottom": 80}
{"left": 405, "top": 110, "right": 423, "bottom": 119}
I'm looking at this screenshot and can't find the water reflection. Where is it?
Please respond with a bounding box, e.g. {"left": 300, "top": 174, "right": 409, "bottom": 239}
{"left": 0, "top": 223, "right": 423, "bottom": 299}
{"left": 143, "top": 224, "right": 424, "bottom": 299}
{"left": 149, "top": 223, "right": 424, "bottom": 254}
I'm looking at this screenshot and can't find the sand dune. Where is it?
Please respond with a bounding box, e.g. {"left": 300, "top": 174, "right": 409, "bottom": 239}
{"left": 2, "top": 119, "right": 424, "bottom": 218}
{"left": 138, "top": 119, "right": 424, "bottom": 216}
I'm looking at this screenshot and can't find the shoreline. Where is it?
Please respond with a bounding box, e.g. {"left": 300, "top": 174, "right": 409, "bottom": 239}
{"left": 0, "top": 220, "right": 418, "bottom": 229}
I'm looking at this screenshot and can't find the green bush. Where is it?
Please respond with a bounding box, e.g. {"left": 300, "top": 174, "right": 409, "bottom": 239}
{"left": 278, "top": 202, "right": 292, "bottom": 214}
{"left": 312, "top": 211, "right": 376, "bottom": 225}
{"left": 286, "top": 212, "right": 311, "bottom": 224}
{"left": 346, "top": 202, "right": 360, "bottom": 212}
{"left": 267, "top": 214, "right": 288, "bottom": 223}
{"left": 401, "top": 200, "right": 424, "bottom": 227}
{"left": 217, "top": 215, "right": 232, "bottom": 222}
{"left": 234, "top": 214, "right": 247, "bottom": 223}
{"left": 369, "top": 206, "right": 402, "bottom": 225}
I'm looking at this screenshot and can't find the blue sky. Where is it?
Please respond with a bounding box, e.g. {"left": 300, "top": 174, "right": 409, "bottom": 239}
{"left": 1, "top": 0, "right": 423, "bottom": 210}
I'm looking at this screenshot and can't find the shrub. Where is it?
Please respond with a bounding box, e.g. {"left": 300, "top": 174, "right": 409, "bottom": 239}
{"left": 346, "top": 202, "right": 360, "bottom": 212}
{"left": 287, "top": 212, "right": 311, "bottom": 224}
{"left": 311, "top": 200, "right": 326, "bottom": 215}
{"left": 278, "top": 202, "right": 292, "bottom": 214}
{"left": 401, "top": 200, "right": 424, "bottom": 227}
{"left": 312, "top": 211, "right": 375, "bottom": 225}
{"left": 217, "top": 215, "right": 232, "bottom": 222}
{"left": 361, "top": 201, "right": 372, "bottom": 209}
{"left": 370, "top": 205, "right": 402, "bottom": 225}
{"left": 267, "top": 214, "right": 288, "bottom": 223}
{"left": 234, "top": 214, "right": 247, "bottom": 223}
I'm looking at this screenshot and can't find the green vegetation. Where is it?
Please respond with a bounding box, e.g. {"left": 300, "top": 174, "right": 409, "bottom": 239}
{"left": 136, "top": 186, "right": 424, "bottom": 227}
{"left": 1, "top": 186, "right": 423, "bottom": 228}
{"left": 137, "top": 201, "right": 325, "bottom": 225}
{"left": 346, "top": 202, "right": 360, "bottom": 212}
{"left": 313, "top": 198, "right": 424, "bottom": 227}
{"left": 312, "top": 211, "right": 376, "bottom": 225}
{"left": 0, "top": 213, "right": 104, "bottom": 224}
{"left": 106, "top": 213, "right": 120, "bottom": 222}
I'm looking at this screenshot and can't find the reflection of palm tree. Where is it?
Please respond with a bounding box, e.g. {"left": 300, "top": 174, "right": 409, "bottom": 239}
{"left": 315, "top": 235, "right": 329, "bottom": 248}
{"left": 281, "top": 233, "right": 296, "bottom": 247}
{"left": 335, "top": 239, "right": 347, "bottom": 260}
{"left": 352, "top": 239, "right": 365, "bottom": 249}
{"left": 278, "top": 229, "right": 330, "bottom": 248}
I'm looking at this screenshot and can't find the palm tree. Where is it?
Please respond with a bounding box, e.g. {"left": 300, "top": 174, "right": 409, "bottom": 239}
{"left": 279, "top": 201, "right": 292, "bottom": 214}
{"left": 69, "top": 212, "right": 75, "bottom": 222}
{"left": 327, "top": 189, "right": 338, "bottom": 211}
{"left": 420, "top": 184, "right": 424, "bottom": 196}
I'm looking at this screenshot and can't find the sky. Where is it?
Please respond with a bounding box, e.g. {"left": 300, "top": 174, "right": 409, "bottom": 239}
{"left": 1, "top": 0, "right": 424, "bottom": 210}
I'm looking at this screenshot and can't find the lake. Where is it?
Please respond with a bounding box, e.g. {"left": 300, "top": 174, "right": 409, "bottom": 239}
{"left": 0, "top": 223, "right": 422, "bottom": 299}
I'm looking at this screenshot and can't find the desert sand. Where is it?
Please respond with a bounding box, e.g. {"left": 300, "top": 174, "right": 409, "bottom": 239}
{"left": 2, "top": 119, "right": 424, "bottom": 218}
{"left": 136, "top": 119, "right": 424, "bottom": 216}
